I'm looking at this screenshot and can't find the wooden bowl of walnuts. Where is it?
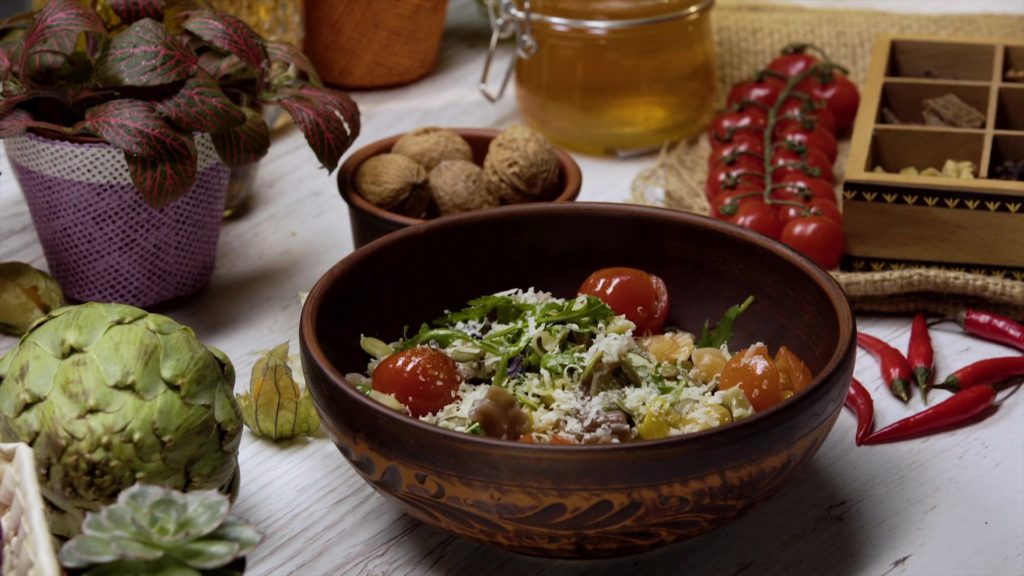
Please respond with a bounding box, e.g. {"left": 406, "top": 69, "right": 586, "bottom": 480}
{"left": 338, "top": 126, "right": 582, "bottom": 247}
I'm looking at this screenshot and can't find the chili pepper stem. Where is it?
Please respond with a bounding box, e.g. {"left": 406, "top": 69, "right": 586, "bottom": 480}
{"left": 891, "top": 378, "right": 910, "bottom": 403}
{"left": 914, "top": 367, "right": 932, "bottom": 402}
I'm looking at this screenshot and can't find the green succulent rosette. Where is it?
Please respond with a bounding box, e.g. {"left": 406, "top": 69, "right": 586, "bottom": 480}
{"left": 59, "top": 483, "right": 261, "bottom": 576}
{"left": 0, "top": 303, "right": 243, "bottom": 538}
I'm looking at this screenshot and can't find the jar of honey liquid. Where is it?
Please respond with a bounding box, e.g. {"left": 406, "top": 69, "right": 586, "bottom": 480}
{"left": 485, "top": 0, "right": 716, "bottom": 156}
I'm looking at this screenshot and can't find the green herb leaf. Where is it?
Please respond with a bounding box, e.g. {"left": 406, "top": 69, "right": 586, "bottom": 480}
{"left": 695, "top": 295, "right": 755, "bottom": 349}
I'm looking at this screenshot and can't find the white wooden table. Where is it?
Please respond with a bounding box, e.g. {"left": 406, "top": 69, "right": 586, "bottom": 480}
{"left": 2, "top": 1, "right": 1023, "bottom": 574}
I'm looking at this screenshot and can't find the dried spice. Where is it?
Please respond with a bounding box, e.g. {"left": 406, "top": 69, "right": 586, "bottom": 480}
{"left": 0, "top": 262, "right": 64, "bottom": 335}
{"left": 993, "top": 160, "right": 1024, "bottom": 181}
{"left": 237, "top": 342, "right": 321, "bottom": 441}
{"left": 921, "top": 93, "right": 986, "bottom": 128}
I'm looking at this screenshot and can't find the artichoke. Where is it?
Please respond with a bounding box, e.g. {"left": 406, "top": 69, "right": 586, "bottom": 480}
{"left": 0, "top": 303, "right": 243, "bottom": 538}
{"left": 0, "top": 262, "right": 64, "bottom": 335}
{"left": 59, "top": 483, "right": 261, "bottom": 576}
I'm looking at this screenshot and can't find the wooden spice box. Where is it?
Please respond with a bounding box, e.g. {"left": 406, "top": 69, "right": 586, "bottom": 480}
{"left": 842, "top": 35, "right": 1024, "bottom": 279}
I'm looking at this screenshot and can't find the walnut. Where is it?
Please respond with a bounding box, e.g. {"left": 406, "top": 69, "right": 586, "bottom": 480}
{"left": 482, "top": 124, "right": 560, "bottom": 205}
{"left": 427, "top": 160, "right": 498, "bottom": 216}
{"left": 354, "top": 153, "right": 427, "bottom": 210}
{"left": 391, "top": 126, "right": 473, "bottom": 171}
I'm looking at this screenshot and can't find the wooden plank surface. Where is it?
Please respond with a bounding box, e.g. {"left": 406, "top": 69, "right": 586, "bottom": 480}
{"left": 1, "top": 1, "right": 1022, "bottom": 575}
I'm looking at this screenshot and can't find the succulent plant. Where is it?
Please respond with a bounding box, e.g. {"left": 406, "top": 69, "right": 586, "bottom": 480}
{"left": 0, "top": 302, "right": 242, "bottom": 538}
{"left": 0, "top": 261, "right": 64, "bottom": 335}
{"left": 0, "top": 0, "right": 360, "bottom": 208}
{"left": 59, "top": 483, "right": 261, "bottom": 576}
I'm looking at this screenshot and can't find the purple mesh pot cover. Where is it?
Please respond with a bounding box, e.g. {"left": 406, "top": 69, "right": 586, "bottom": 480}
{"left": 4, "top": 133, "right": 230, "bottom": 307}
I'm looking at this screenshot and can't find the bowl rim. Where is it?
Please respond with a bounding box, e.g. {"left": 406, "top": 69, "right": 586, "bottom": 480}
{"left": 337, "top": 127, "right": 583, "bottom": 226}
{"left": 301, "top": 202, "right": 856, "bottom": 453}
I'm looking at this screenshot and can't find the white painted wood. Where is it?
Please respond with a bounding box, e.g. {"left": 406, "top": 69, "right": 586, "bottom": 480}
{"left": 0, "top": 2, "right": 1021, "bottom": 575}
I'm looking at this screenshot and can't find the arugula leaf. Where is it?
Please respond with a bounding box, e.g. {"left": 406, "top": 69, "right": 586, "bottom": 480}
{"left": 435, "top": 294, "right": 528, "bottom": 325}
{"left": 695, "top": 295, "right": 755, "bottom": 349}
{"left": 398, "top": 327, "right": 501, "bottom": 354}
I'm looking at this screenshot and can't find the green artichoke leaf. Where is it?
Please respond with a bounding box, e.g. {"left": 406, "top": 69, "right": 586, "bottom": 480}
{"left": 0, "top": 342, "right": 59, "bottom": 419}
{"left": 88, "top": 323, "right": 164, "bottom": 400}
{"left": 157, "top": 329, "right": 222, "bottom": 406}
{"left": 0, "top": 262, "right": 64, "bottom": 335}
{"left": 237, "top": 342, "right": 320, "bottom": 441}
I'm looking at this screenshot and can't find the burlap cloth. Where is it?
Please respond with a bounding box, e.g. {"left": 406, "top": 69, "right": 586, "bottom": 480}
{"left": 630, "top": 2, "right": 1024, "bottom": 319}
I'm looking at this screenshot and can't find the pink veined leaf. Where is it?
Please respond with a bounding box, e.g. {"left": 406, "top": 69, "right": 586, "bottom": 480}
{"left": 0, "top": 108, "right": 33, "bottom": 137}
{"left": 266, "top": 41, "right": 321, "bottom": 87}
{"left": 84, "top": 98, "right": 193, "bottom": 158}
{"left": 197, "top": 52, "right": 250, "bottom": 82}
{"left": 0, "top": 94, "right": 32, "bottom": 118}
{"left": 276, "top": 86, "right": 360, "bottom": 172}
{"left": 0, "top": 46, "right": 10, "bottom": 81}
{"left": 183, "top": 10, "right": 268, "bottom": 73}
{"left": 109, "top": 0, "right": 165, "bottom": 24}
{"left": 124, "top": 135, "right": 198, "bottom": 209}
{"left": 210, "top": 106, "right": 270, "bottom": 167}
{"left": 94, "top": 18, "right": 197, "bottom": 86}
{"left": 19, "top": 0, "right": 105, "bottom": 79}
{"left": 155, "top": 69, "right": 246, "bottom": 132}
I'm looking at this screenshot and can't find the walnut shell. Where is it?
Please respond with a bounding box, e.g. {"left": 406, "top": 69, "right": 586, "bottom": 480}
{"left": 354, "top": 153, "right": 427, "bottom": 209}
{"left": 482, "top": 124, "right": 560, "bottom": 205}
{"left": 428, "top": 160, "right": 498, "bottom": 216}
{"left": 391, "top": 127, "right": 473, "bottom": 171}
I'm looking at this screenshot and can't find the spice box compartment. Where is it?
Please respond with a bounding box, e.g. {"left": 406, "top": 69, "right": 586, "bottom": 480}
{"left": 843, "top": 35, "right": 1024, "bottom": 278}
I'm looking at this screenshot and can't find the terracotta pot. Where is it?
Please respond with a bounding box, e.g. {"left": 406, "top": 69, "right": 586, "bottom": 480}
{"left": 303, "top": 0, "right": 450, "bottom": 89}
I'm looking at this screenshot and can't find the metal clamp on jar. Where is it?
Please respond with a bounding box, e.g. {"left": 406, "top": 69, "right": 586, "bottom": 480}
{"left": 480, "top": 0, "right": 716, "bottom": 156}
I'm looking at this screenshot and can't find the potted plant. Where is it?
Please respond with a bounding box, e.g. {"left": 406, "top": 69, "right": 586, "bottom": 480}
{"left": 0, "top": 0, "right": 360, "bottom": 306}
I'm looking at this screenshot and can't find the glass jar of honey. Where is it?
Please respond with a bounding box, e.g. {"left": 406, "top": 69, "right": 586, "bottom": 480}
{"left": 482, "top": 0, "right": 716, "bottom": 156}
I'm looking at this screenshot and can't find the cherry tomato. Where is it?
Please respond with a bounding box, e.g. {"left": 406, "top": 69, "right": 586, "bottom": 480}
{"left": 579, "top": 267, "right": 669, "bottom": 335}
{"left": 774, "top": 122, "right": 838, "bottom": 163}
{"left": 706, "top": 157, "right": 766, "bottom": 200}
{"left": 774, "top": 174, "right": 837, "bottom": 204}
{"left": 780, "top": 215, "right": 845, "bottom": 269}
{"left": 771, "top": 147, "right": 833, "bottom": 183}
{"left": 767, "top": 52, "right": 819, "bottom": 78}
{"left": 708, "top": 108, "right": 767, "bottom": 143}
{"left": 797, "top": 72, "right": 860, "bottom": 134}
{"left": 720, "top": 343, "right": 782, "bottom": 412}
{"left": 730, "top": 200, "right": 783, "bottom": 240}
{"left": 707, "top": 132, "right": 765, "bottom": 166}
{"left": 776, "top": 198, "right": 842, "bottom": 227}
{"left": 726, "top": 77, "right": 787, "bottom": 109}
{"left": 775, "top": 346, "right": 813, "bottom": 394}
{"left": 372, "top": 347, "right": 462, "bottom": 418}
{"left": 710, "top": 184, "right": 764, "bottom": 219}
{"left": 777, "top": 98, "right": 835, "bottom": 133}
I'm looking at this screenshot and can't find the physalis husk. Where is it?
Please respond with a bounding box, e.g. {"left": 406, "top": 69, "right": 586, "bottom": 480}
{"left": 237, "top": 342, "right": 320, "bottom": 441}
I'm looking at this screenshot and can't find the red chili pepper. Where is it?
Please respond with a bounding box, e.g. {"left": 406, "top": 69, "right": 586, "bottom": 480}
{"left": 935, "top": 356, "right": 1024, "bottom": 392}
{"left": 843, "top": 377, "right": 874, "bottom": 446}
{"left": 862, "top": 385, "right": 996, "bottom": 445}
{"left": 957, "top": 309, "right": 1024, "bottom": 352}
{"left": 907, "top": 313, "right": 934, "bottom": 396}
{"left": 856, "top": 332, "right": 912, "bottom": 402}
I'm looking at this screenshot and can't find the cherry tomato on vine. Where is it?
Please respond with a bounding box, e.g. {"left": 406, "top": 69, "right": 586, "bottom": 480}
{"left": 706, "top": 156, "right": 765, "bottom": 200}
{"left": 797, "top": 72, "right": 860, "bottom": 134}
{"left": 710, "top": 184, "right": 764, "bottom": 219}
{"left": 708, "top": 108, "right": 767, "bottom": 143}
{"left": 774, "top": 122, "right": 838, "bottom": 163}
{"left": 771, "top": 147, "right": 833, "bottom": 183}
{"left": 372, "top": 347, "right": 462, "bottom": 417}
{"left": 726, "top": 77, "right": 787, "bottom": 108}
{"left": 777, "top": 98, "right": 836, "bottom": 134}
{"left": 708, "top": 132, "right": 764, "bottom": 166}
{"left": 780, "top": 215, "right": 845, "bottom": 269}
{"left": 776, "top": 198, "right": 842, "bottom": 227}
{"left": 730, "top": 201, "right": 783, "bottom": 240}
{"left": 774, "top": 173, "right": 837, "bottom": 204}
{"left": 720, "top": 343, "right": 782, "bottom": 412}
{"left": 767, "top": 52, "right": 820, "bottom": 78}
{"left": 579, "top": 267, "right": 669, "bottom": 335}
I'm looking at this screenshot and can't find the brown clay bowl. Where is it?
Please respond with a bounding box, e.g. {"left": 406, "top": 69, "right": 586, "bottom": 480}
{"left": 337, "top": 127, "right": 582, "bottom": 247}
{"left": 299, "top": 203, "right": 855, "bottom": 558}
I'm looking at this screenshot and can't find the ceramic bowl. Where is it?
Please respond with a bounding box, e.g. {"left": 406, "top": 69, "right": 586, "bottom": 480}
{"left": 299, "top": 203, "right": 855, "bottom": 558}
{"left": 337, "top": 128, "right": 582, "bottom": 247}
